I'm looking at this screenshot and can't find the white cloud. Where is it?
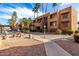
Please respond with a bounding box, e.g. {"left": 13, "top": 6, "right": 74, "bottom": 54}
{"left": 76, "top": 12, "right": 79, "bottom": 21}
{"left": 0, "top": 14, "right": 11, "bottom": 19}
{"left": 73, "top": 7, "right": 79, "bottom": 21}
{"left": 0, "top": 6, "right": 43, "bottom": 20}
{"left": 61, "top": 3, "right": 71, "bottom": 6}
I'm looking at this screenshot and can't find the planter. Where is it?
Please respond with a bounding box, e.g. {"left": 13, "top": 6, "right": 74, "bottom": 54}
{"left": 74, "top": 34, "right": 79, "bottom": 43}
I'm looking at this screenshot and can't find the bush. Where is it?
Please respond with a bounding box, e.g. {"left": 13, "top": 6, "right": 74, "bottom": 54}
{"left": 74, "top": 34, "right": 79, "bottom": 43}
{"left": 36, "top": 29, "right": 43, "bottom": 32}
{"left": 67, "top": 30, "right": 73, "bottom": 35}
{"left": 75, "top": 30, "right": 79, "bottom": 34}
{"left": 62, "top": 30, "right": 73, "bottom": 35}
{"left": 30, "top": 29, "right": 37, "bottom": 32}
{"left": 56, "top": 29, "right": 62, "bottom": 34}
{"left": 62, "top": 31, "right": 67, "bottom": 35}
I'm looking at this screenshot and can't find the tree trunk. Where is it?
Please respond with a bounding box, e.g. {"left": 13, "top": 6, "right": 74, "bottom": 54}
{"left": 42, "top": 3, "right": 44, "bottom": 14}
{"left": 34, "top": 12, "right": 35, "bottom": 19}
{"left": 1, "top": 27, "right": 2, "bottom": 34}
{"left": 37, "top": 10, "right": 38, "bottom": 17}
{"left": 27, "top": 24, "right": 30, "bottom": 33}
{"left": 45, "top": 3, "right": 48, "bottom": 13}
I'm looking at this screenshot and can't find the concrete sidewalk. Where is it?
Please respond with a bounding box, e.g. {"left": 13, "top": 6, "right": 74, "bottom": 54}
{"left": 44, "top": 41, "right": 71, "bottom": 56}
{"left": 33, "top": 35, "right": 71, "bottom": 56}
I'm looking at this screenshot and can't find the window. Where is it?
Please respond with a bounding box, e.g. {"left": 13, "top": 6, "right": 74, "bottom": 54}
{"left": 33, "top": 20, "right": 36, "bottom": 23}
{"left": 62, "top": 12, "right": 69, "bottom": 19}
{"left": 50, "top": 22, "right": 57, "bottom": 26}
{"left": 46, "top": 17, "right": 47, "bottom": 20}
{"left": 37, "top": 19, "right": 41, "bottom": 23}
{"left": 50, "top": 22, "right": 53, "bottom": 26}
{"left": 50, "top": 15, "right": 53, "bottom": 19}
{"left": 38, "top": 19, "right": 41, "bottom": 23}
{"left": 61, "top": 21, "right": 69, "bottom": 27}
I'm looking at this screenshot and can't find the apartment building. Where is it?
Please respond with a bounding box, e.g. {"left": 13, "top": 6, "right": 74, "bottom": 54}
{"left": 47, "top": 12, "right": 59, "bottom": 32}
{"left": 33, "top": 13, "right": 50, "bottom": 32}
{"left": 33, "top": 6, "right": 77, "bottom": 32}
{"left": 59, "top": 7, "right": 77, "bottom": 32}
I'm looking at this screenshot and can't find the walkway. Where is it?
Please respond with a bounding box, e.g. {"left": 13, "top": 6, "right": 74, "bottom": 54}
{"left": 44, "top": 41, "right": 71, "bottom": 56}
{"left": 33, "top": 35, "right": 71, "bottom": 56}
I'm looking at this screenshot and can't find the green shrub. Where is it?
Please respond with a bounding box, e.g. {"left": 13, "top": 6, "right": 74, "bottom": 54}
{"left": 36, "top": 29, "right": 43, "bottom": 32}
{"left": 30, "top": 29, "right": 36, "bottom": 32}
{"left": 74, "top": 34, "right": 79, "bottom": 43}
{"left": 62, "top": 31, "right": 67, "bottom": 35}
{"left": 67, "top": 30, "right": 73, "bottom": 35}
{"left": 56, "top": 29, "right": 62, "bottom": 34}
{"left": 75, "top": 30, "right": 79, "bottom": 34}
{"left": 62, "top": 30, "right": 73, "bottom": 35}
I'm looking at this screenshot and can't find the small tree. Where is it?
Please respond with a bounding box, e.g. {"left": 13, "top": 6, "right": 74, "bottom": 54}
{"left": 8, "top": 19, "right": 13, "bottom": 30}
{"left": 27, "top": 18, "right": 32, "bottom": 32}
{"left": 8, "top": 11, "right": 17, "bottom": 30}
{"left": 19, "top": 18, "right": 32, "bottom": 32}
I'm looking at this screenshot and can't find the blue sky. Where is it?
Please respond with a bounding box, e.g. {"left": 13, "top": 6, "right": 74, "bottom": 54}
{"left": 0, "top": 3, "right": 79, "bottom": 25}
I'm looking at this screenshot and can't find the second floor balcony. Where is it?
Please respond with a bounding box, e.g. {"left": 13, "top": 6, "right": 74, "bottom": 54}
{"left": 50, "top": 18, "right": 58, "bottom": 22}
{"left": 33, "top": 22, "right": 41, "bottom": 27}
{"left": 61, "top": 18, "right": 70, "bottom": 22}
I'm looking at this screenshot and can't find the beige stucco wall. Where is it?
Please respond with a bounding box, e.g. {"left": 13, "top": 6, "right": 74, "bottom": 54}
{"left": 33, "top": 7, "right": 77, "bottom": 32}
{"left": 71, "top": 8, "right": 77, "bottom": 32}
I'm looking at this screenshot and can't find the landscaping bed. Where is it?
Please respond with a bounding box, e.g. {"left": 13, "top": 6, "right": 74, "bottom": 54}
{"left": 0, "top": 43, "right": 46, "bottom": 56}
{"left": 0, "top": 37, "right": 46, "bottom": 56}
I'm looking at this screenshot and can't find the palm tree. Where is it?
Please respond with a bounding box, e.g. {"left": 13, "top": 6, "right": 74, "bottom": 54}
{"left": 19, "top": 18, "right": 27, "bottom": 32}
{"left": 33, "top": 3, "right": 59, "bottom": 14}
{"left": 20, "top": 18, "right": 27, "bottom": 26}
{"left": 32, "top": 8, "right": 37, "bottom": 19}
{"left": 12, "top": 11, "right": 17, "bottom": 19}
{"left": 12, "top": 11, "right": 17, "bottom": 30}
{"left": 45, "top": 3, "right": 48, "bottom": 13}
{"left": 8, "top": 19, "right": 13, "bottom": 30}
{"left": 52, "top": 3, "right": 59, "bottom": 12}
{"left": 27, "top": 18, "right": 32, "bottom": 26}
{"left": 8, "top": 11, "right": 17, "bottom": 30}
{"left": 42, "top": 3, "right": 44, "bottom": 13}
{"left": 32, "top": 3, "right": 59, "bottom": 32}
{"left": 19, "top": 18, "right": 32, "bottom": 33}
{"left": 36, "top": 3, "right": 41, "bottom": 17}
{"left": 26, "top": 18, "right": 32, "bottom": 38}
{"left": 33, "top": 3, "right": 41, "bottom": 18}
{"left": 26, "top": 18, "right": 32, "bottom": 32}
{"left": 0, "top": 24, "right": 3, "bottom": 34}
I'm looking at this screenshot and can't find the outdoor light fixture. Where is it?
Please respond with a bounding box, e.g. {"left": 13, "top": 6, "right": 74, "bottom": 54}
{"left": 44, "top": 25, "right": 46, "bottom": 38}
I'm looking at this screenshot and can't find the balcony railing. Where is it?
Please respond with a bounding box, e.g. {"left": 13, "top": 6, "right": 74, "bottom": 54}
{"left": 50, "top": 25, "right": 58, "bottom": 29}
{"left": 33, "top": 23, "right": 41, "bottom": 27}
{"left": 61, "top": 19, "right": 70, "bottom": 22}
{"left": 50, "top": 18, "right": 58, "bottom": 22}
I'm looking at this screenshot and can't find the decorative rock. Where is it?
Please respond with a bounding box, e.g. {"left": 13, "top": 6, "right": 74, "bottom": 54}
{"left": 29, "top": 34, "right": 32, "bottom": 39}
